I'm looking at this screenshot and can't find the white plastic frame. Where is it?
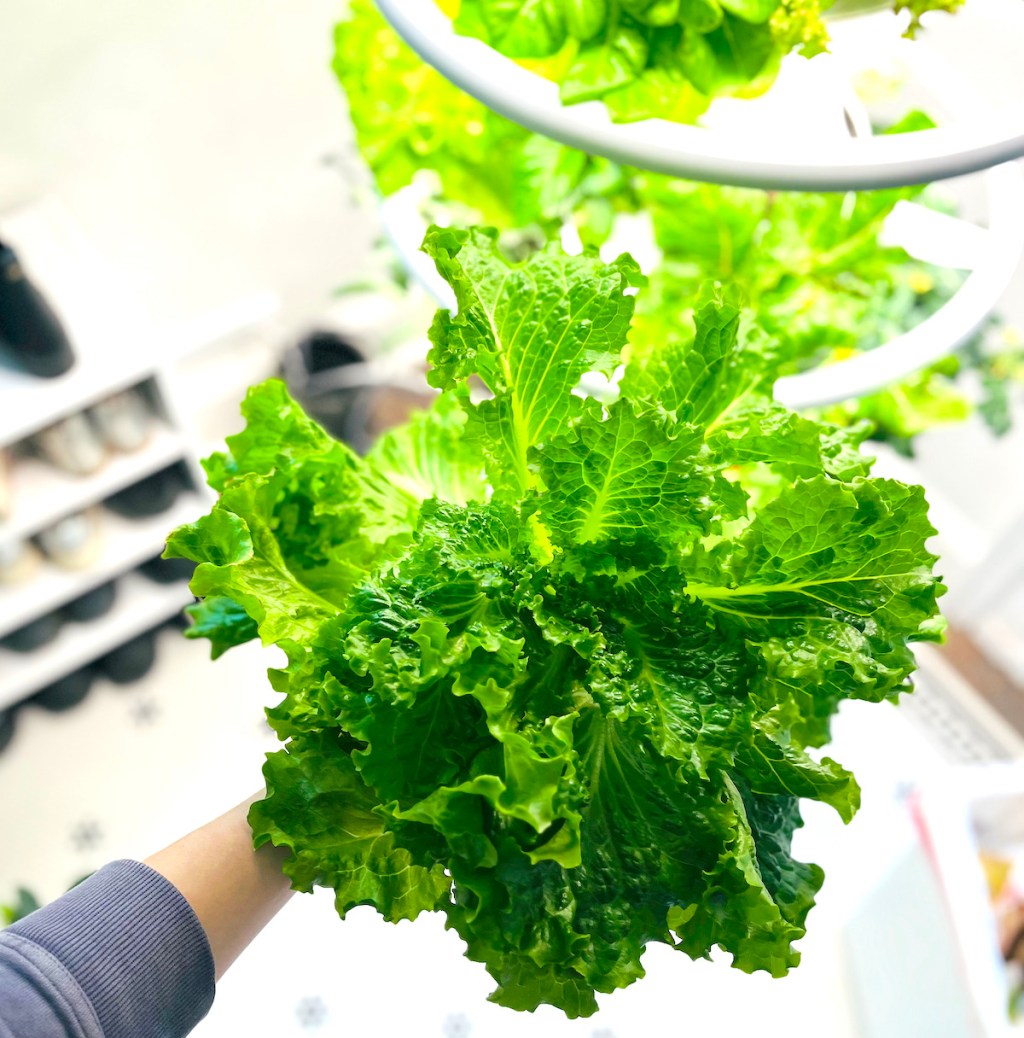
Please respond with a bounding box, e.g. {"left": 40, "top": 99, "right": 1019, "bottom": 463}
{"left": 374, "top": 0, "right": 1024, "bottom": 192}
{"left": 778, "top": 160, "right": 1024, "bottom": 408}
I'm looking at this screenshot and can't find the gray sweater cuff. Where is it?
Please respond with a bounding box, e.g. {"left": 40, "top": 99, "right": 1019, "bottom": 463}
{"left": 8, "top": 860, "right": 215, "bottom": 1038}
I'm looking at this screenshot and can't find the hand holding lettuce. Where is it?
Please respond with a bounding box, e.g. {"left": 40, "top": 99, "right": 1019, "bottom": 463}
{"left": 166, "top": 229, "right": 943, "bottom": 1017}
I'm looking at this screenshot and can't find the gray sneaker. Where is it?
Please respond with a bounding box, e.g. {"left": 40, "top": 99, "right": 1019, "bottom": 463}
{"left": 0, "top": 449, "right": 11, "bottom": 521}
{"left": 0, "top": 537, "right": 42, "bottom": 585}
{"left": 34, "top": 411, "right": 106, "bottom": 475}
{"left": 90, "top": 389, "right": 151, "bottom": 453}
{"left": 36, "top": 508, "right": 104, "bottom": 570}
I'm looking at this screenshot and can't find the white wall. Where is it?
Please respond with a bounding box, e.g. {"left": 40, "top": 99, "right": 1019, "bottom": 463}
{"left": 0, "top": 0, "right": 376, "bottom": 331}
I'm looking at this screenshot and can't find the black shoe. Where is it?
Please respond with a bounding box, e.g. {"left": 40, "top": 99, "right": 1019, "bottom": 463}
{"left": 96, "top": 628, "right": 157, "bottom": 684}
{"left": 0, "top": 612, "right": 63, "bottom": 652}
{"left": 30, "top": 666, "right": 94, "bottom": 712}
{"left": 285, "top": 329, "right": 364, "bottom": 380}
{"left": 63, "top": 581, "right": 118, "bottom": 622}
{"left": 0, "top": 709, "right": 14, "bottom": 754}
{"left": 164, "top": 609, "right": 191, "bottom": 632}
{"left": 138, "top": 554, "right": 195, "bottom": 584}
{"left": 280, "top": 330, "right": 367, "bottom": 445}
{"left": 0, "top": 240, "right": 75, "bottom": 378}
{"left": 105, "top": 465, "right": 185, "bottom": 519}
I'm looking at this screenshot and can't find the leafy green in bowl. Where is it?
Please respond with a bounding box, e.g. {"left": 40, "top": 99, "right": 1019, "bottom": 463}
{"left": 446, "top": 0, "right": 965, "bottom": 123}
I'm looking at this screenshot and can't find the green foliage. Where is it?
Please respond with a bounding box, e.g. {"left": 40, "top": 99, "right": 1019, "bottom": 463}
{"left": 333, "top": 0, "right": 624, "bottom": 239}
{"left": 168, "top": 230, "right": 943, "bottom": 1017}
{"left": 959, "top": 328, "right": 1024, "bottom": 439}
{"left": 816, "top": 360, "right": 970, "bottom": 457}
{"left": 894, "top": 0, "right": 965, "bottom": 35}
{"left": 630, "top": 164, "right": 948, "bottom": 363}
{"left": 452, "top": 0, "right": 962, "bottom": 121}
{"left": 333, "top": 7, "right": 998, "bottom": 447}
{"left": 1, "top": 888, "right": 41, "bottom": 927}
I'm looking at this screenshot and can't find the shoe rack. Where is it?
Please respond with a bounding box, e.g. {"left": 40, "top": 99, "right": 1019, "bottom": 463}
{"left": 0, "top": 201, "right": 278, "bottom": 717}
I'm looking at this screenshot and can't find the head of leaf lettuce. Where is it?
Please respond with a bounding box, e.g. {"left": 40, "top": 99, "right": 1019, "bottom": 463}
{"left": 165, "top": 226, "right": 944, "bottom": 1018}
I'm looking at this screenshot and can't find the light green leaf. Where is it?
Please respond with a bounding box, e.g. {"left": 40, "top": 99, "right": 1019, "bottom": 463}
{"left": 720, "top": 0, "right": 778, "bottom": 22}
{"left": 678, "top": 17, "right": 780, "bottom": 96}
{"left": 424, "top": 226, "right": 644, "bottom": 492}
{"left": 562, "top": 27, "right": 650, "bottom": 105}
{"left": 566, "top": 0, "right": 609, "bottom": 38}
{"left": 455, "top": 0, "right": 568, "bottom": 57}
{"left": 677, "top": 0, "right": 724, "bottom": 31}
{"left": 365, "top": 389, "right": 486, "bottom": 507}
{"left": 535, "top": 399, "right": 710, "bottom": 545}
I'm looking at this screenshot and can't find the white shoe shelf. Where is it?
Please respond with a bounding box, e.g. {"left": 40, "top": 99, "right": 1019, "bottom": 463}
{"left": 3, "top": 423, "right": 191, "bottom": 543}
{"left": 0, "top": 495, "right": 207, "bottom": 646}
{"left": 0, "top": 200, "right": 277, "bottom": 713}
{"left": 0, "top": 574, "right": 196, "bottom": 713}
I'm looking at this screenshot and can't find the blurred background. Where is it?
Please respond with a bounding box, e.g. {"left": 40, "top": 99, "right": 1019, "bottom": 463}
{"left": 3, "top": 1, "right": 1024, "bottom": 1035}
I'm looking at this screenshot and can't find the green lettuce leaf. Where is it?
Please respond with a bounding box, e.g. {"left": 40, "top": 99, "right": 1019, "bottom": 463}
{"left": 425, "top": 225, "right": 645, "bottom": 492}
{"left": 251, "top": 734, "right": 453, "bottom": 921}
{"left": 456, "top": 0, "right": 569, "bottom": 57}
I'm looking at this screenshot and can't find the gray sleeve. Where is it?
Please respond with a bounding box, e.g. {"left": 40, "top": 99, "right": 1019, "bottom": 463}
{"left": 0, "top": 860, "right": 215, "bottom": 1038}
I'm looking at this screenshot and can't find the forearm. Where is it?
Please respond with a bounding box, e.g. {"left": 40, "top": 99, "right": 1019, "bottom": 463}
{"left": 144, "top": 792, "right": 294, "bottom": 981}
{"left": 0, "top": 794, "right": 292, "bottom": 1038}
{"left": 2, "top": 861, "right": 214, "bottom": 1038}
